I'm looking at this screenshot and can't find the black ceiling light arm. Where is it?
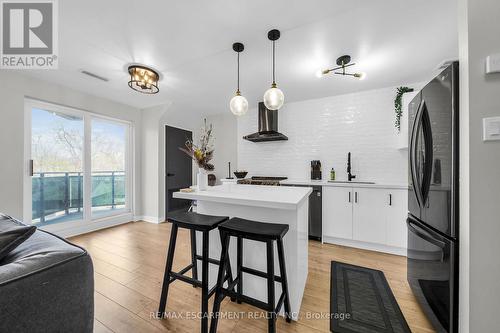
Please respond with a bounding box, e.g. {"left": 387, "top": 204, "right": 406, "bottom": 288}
{"left": 322, "top": 55, "right": 364, "bottom": 78}
{"left": 232, "top": 42, "right": 244, "bottom": 94}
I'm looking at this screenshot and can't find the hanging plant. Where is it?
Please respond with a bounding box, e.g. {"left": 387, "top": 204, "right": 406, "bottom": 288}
{"left": 394, "top": 86, "right": 414, "bottom": 132}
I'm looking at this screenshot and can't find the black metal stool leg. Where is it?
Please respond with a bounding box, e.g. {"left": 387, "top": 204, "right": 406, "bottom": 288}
{"left": 201, "top": 231, "right": 210, "bottom": 333}
{"left": 277, "top": 238, "right": 292, "bottom": 323}
{"left": 210, "top": 231, "right": 230, "bottom": 333}
{"left": 267, "top": 240, "right": 276, "bottom": 333}
{"left": 190, "top": 229, "right": 198, "bottom": 285}
{"left": 158, "top": 224, "right": 178, "bottom": 318}
{"left": 236, "top": 236, "right": 243, "bottom": 304}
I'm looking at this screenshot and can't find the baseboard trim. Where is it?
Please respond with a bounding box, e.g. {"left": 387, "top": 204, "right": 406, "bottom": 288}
{"left": 42, "top": 214, "right": 134, "bottom": 238}
{"left": 136, "top": 215, "right": 166, "bottom": 224}
{"left": 323, "top": 236, "right": 407, "bottom": 256}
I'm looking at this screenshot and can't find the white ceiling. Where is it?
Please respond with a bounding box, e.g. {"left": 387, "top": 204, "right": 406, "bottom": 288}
{"left": 21, "top": 0, "right": 458, "bottom": 115}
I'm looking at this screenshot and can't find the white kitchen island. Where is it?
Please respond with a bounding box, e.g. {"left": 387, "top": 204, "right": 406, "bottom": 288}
{"left": 173, "top": 184, "right": 312, "bottom": 319}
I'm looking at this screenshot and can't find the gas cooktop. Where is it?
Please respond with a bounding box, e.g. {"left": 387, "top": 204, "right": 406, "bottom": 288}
{"left": 237, "top": 176, "right": 287, "bottom": 186}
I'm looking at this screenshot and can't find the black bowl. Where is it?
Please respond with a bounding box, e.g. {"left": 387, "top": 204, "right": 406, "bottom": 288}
{"left": 233, "top": 171, "right": 248, "bottom": 179}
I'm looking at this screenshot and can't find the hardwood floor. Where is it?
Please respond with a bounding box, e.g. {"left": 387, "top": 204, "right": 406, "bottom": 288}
{"left": 70, "top": 221, "right": 435, "bottom": 333}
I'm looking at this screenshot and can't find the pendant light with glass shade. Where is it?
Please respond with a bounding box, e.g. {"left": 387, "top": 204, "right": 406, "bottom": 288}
{"left": 229, "top": 42, "right": 248, "bottom": 116}
{"left": 263, "top": 29, "right": 285, "bottom": 110}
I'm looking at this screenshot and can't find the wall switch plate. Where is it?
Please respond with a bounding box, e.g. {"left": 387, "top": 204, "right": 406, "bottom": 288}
{"left": 486, "top": 54, "right": 500, "bottom": 74}
{"left": 483, "top": 117, "right": 500, "bottom": 141}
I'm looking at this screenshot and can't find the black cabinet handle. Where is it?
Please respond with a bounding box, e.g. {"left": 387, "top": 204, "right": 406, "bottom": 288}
{"left": 29, "top": 159, "right": 34, "bottom": 177}
{"left": 348, "top": 191, "right": 351, "bottom": 203}
{"left": 355, "top": 192, "right": 358, "bottom": 203}
{"left": 167, "top": 173, "right": 175, "bottom": 177}
{"left": 389, "top": 194, "right": 392, "bottom": 206}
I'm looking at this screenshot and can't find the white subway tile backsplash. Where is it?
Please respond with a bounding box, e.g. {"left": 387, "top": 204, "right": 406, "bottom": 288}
{"left": 237, "top": 85, "right": 415, "bottom": 184}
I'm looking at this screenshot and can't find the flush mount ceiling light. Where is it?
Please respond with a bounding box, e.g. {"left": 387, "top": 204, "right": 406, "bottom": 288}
{"left": 230, "top": 42, "right": 248, "bottom": 116}
{"left": 127, "top": 65, "right": 160, "bottom": 94}
{"left": 316, "top": 55, "right": 366, "bottom": 80}
{"left": 263, "top": 29, "right": 285, "bottom": 111}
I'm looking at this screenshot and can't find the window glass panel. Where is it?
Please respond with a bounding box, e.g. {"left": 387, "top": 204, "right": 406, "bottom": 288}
{"left": 91, "top": 118, "right": 128, "bottom": 218}
{"left": 31, "top": 108, "right": 83, "bottom": 225}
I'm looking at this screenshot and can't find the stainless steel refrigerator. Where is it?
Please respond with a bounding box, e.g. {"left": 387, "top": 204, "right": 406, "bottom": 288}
{"left": 407, "top": 62, "right": 459, "bottom": 333}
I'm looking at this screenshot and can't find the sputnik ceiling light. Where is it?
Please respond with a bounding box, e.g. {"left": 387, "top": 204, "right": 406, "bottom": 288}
{"left": 229, "top": 42, "right": 249, "bottom": 116}
{"left": 316, "top": 55, "right": 366, "bottom": 80}
{"left": 127, "top": 65, "right": 160, "bottom": 94}
{"left": 263, "top": 29, "right": 285, "bottom": 111}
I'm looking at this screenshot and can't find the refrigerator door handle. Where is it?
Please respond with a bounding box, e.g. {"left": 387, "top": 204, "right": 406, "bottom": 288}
{"left": 407, "top": 217, "right": 446, "bottom": 255}
{"left": 420, "top": 103, "right": 434, "bottom": 204}
{"left": 410, "top": 100, "right": 425, "bottom": 208}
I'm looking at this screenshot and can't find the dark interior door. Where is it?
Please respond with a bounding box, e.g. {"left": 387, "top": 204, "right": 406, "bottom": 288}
{"left": 166, "top": 125, "right": 192, "bottom": 217}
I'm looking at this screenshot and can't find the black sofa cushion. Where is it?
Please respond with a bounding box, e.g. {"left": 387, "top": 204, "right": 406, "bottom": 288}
{"left": 0, "top": 214, "right": 36, "bottom": 262}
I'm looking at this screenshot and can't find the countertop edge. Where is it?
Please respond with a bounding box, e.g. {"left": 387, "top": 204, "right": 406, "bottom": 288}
{"left": 173, "top": 187, "right": 312, "bottom": 210}
{"left": 281, "top": 180, "right": 408, "bottom": 190}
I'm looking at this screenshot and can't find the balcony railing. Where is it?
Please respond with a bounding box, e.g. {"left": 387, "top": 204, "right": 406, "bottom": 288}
{"left": 32, "top": 171, "right": 125, "bottom": 225}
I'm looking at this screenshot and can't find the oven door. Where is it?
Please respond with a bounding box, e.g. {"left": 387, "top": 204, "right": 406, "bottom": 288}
{"left": 407, "top": 215, "right": 457, "bottom": 333}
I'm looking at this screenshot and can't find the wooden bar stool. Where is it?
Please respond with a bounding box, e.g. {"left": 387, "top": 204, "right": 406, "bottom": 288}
{"left": 210, "top": 217, "right": 292, "bottom": 333}
{"left": 157, "top": 211, "right": 234, "bottom": 333}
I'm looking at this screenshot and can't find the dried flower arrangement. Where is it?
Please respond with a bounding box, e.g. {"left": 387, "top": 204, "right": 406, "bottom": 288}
{"left": 179, "top": 119, "right": 215, "bottom": 171}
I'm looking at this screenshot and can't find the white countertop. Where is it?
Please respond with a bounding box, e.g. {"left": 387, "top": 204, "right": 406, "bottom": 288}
{"left": 173, "top": 184, "right": 312, "bottom": 210}
{"left": 281, "top": 179, "right": 408, "bottom": 190}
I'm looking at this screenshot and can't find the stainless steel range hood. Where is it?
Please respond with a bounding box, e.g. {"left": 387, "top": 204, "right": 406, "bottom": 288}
{"left": 243, "top": 102, "right": 288, "bottom": 142}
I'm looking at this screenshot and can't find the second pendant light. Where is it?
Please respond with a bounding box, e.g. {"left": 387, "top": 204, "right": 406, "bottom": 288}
{"left": 263, "top": 29, "right": 285, "bottom": 111}
{"left": 230, "top": 42, "right": 248, "bottom": 116}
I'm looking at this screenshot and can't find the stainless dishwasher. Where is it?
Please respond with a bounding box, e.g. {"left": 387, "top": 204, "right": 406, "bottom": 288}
{"left": 283, "top": 184, "right": 322, "bottom": 241}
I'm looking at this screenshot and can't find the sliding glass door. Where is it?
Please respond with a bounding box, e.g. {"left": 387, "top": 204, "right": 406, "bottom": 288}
{"left": 25, "top": 99, "right": 132, "bottom": 227}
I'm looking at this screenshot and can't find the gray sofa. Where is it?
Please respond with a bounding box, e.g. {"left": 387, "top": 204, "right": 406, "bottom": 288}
{"left": 0, "top": 222, "right": 94, "bottom": 332}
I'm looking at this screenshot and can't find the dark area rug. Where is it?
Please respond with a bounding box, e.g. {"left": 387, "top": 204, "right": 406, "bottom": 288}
{"left": 330, "top": 261, "right": 411, "bottom": 333}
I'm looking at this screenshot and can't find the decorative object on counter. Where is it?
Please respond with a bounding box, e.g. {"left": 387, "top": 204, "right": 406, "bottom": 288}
{"left": 179, "top": 119, "right": 214, "bottom": 191}
{"left": 233, "top": 170, "right": 248, "bottom": 179}
{"left": 226, "top": 162, "right": 234, "bottom": 179}
{"left": 316, "top": 55, "right": 366, "bottom": 80}
{"left": 208, "top": 174, "right": 216, "bottom": 186}
{"left": 394, "top": 86, "right": 414, "bottom": 132}
{"left": 330, "top": 261, "right": 411, "bottom": 333}
{"left": 330, "top": 167, "right": 336, "bottom": 181}
{"left": 263, "top": 29, "right": 285, "bottom": 111}
{"left": 127, "top": 64, "right": 160, "bottom": 94}
{"left": 230, "top": 42, "right": 248, "bottom": 116}
{"left": 311, "top": 160, "right": 322, "bottom": 180}
{"left": 180, "top": 188, "right": 195, "bottom": 193}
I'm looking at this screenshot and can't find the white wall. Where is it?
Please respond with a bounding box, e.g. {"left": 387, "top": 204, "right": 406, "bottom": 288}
{"left": 237, "top": 85, "right": 422, "bottom": 184}
{"left": 459, "top": 0, "right": 500, "bottom": 331}
{"left": 203, "top": 113, "right": 238, "bottom": 183}
{"left": 140, "top": 104, "right": 201, "bottom": 222}
{"left": 0, "top": 71, "right": 142, "bottom": 222}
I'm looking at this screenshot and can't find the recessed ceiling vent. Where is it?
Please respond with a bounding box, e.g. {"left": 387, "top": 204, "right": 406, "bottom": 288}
{"left": 80, "top": 70, "right": 109, "bottom": 82}
{"left": 436, "top": 59, "right": 457, "bottom": 71}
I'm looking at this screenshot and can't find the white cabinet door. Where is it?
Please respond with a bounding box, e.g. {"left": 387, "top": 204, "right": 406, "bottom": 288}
{"left": 386, "top": 189, "right": 408, "bottom": 248}
{"left": 352, "top": 188, "right": 386, "bottom": 244}
{"left": 323, "top": 187, "right": 353, "bottom": 239}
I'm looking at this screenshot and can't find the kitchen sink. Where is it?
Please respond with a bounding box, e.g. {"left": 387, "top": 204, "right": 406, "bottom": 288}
{"left": 327, "top": 180, "right": 376, "bottom": 184}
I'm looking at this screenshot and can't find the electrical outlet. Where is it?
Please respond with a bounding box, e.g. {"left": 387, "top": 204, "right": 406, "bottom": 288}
{"left": 483, "top": 117, "right": 500, "bottom": 141}
{"left": 486, "top": 54, "right": 500, "bottom": 74}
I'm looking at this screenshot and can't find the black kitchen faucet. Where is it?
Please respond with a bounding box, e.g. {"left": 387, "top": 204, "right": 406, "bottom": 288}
{"left": 347, "top": 152, "right": 356, "bottom": 181}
